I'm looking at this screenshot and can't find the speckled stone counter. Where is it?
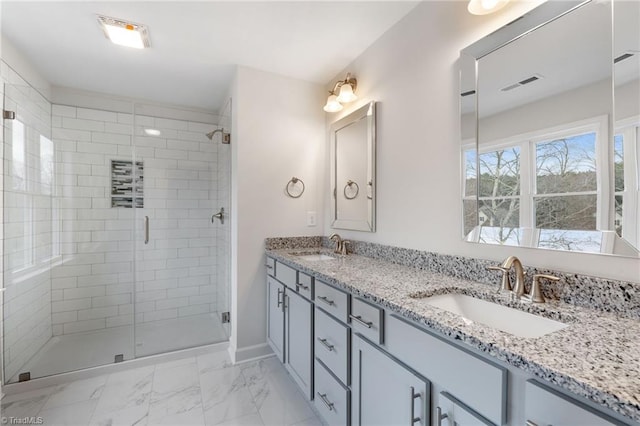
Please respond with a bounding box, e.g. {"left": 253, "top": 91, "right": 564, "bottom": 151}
{"left": 265, "top": 244, "right": 640, "bottom": 423}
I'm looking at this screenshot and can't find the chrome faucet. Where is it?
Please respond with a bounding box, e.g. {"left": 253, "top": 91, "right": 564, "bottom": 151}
{"left": 487, "top": 255, "right": 526, "bottom": 298}
{"left": 329, "top": 233, "right": 349, "bottom": 255}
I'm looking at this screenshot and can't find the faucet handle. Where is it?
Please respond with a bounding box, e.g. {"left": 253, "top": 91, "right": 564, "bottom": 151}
{"left": 524, "top": 274, "right": 560, "bottom": 304}
{"left": 486, "top": 266, "right": 512, "bottom": 292}
{"left": 340, "top": 240, "right": 350, "bottom": 255}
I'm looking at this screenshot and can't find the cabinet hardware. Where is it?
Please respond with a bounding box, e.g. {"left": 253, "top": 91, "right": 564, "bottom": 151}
{"left": 350, "top": 314, "right": 373, "bottom": 328}
{"left": 436, "top": 406, "right": 448, "bottom": 426}
{"left": 277, "top": 288, "right": 283, "bottom": 308}
{"left": 410, "top": 386, "right": 421, "bottom": 424}
{"left": 317, "top": 337, "right": 334, "bottom": 352}
{"left": 297, "top": 283, "right": 309, "bottom": 291}
{"left": 265, "top": 264, "right": 273, "bottom": 269}
{"left": 525, "top": 421, "right": 538, "bottom": 426}
{"left": 144, "top": 216, "right": 150, "bottom": 244}
{"left": 317, "top": 392, "right": 334, "bottom": 411}
{"left": 317, "top": 296, "right": 335, "bottom": 306}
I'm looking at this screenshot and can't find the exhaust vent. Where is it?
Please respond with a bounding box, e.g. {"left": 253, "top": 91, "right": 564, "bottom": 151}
{"left": 614, "top": 52, "right": 635, "bottom": 64}
{"left": 500, "top": 74, "right": 544, "bottom": 92}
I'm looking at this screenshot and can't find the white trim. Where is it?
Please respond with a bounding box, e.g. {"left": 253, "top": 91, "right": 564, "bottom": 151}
{"left": 228, "top": 342, "right": 272, "bottom": 364}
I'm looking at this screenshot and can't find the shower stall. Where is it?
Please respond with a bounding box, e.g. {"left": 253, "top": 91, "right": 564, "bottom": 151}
{"left": 1, "top": 65, "right": 231, "bottom": 384}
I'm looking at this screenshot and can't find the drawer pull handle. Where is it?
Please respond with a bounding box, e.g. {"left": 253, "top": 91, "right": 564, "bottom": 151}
{"left": 298, "top": 283, "right": 310, "bottom": 291}
{"left": 436, "top": 407, "right": 448, "bottom": 426}
{"left": 350, "top": 314, "right": 373, "bottom": 328}
{"left": 277, "top": 288, "right": 283, "bottom": 308}
{"left": 525, "top": 422, "right": 538, "bottom": 426}
{"left": 317, "top": 296, "right": 335, "bottom": 306}
{"left": 265, "top": 264, "right": 273, "bottom": 270}
{"left": 410, "top": 386, "right": 421, "bottom": 424}
{"left": 317, "top": 392, "right": 334, "bottom": 411}
{"left": 317, "top": 338, "right": 334, "bottom": 352}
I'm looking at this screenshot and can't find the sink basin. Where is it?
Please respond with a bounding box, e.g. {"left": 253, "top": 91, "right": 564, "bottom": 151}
{"left": 420, "top": 294, "right": 568, "bottom": 338}
{"left": 294, "top": 253, "right": 336, "bottom": 261}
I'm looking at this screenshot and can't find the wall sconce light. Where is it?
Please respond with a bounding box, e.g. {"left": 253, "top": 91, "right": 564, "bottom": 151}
{"left": 323, "top": 73, "right": 358, "bottom": 112}
{"left": 467, "top": 0, "right": 510, "bottom": 15}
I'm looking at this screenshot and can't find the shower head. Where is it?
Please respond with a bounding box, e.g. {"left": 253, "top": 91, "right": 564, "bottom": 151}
{"left": 206, "top": 128, "right": 231, "bottom": 144}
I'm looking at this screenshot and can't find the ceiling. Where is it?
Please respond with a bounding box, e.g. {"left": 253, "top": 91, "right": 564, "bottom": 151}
{"left": 1, "top": 1, "right": 418, "bottom": 113}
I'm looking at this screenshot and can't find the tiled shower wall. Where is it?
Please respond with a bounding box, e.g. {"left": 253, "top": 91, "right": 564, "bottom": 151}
{"left": 51, "top": 105, "right": 219, "bottom": 335}
{"left": 2, "top": 63, "right": 53, "bottom": 380}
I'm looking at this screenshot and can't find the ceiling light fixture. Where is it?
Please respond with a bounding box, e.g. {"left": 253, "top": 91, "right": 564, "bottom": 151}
{"left": 144, "top": 128, "right": 162, "bottom": 136}
{"left": 467, "top": 0, "right": 510, "bottom": 15}
{"left": 323, "top": 73, "right": 358, "bottom": 113}
{"left": 97, "top": 15, "right": 150, "bottom": 49}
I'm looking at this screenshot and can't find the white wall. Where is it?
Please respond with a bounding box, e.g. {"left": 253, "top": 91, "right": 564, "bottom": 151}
{"left": 322, "top": 1, "right": 639, "bottom": 283}
{"left": 230, "top": 66, "right": 325, "bottom": 361}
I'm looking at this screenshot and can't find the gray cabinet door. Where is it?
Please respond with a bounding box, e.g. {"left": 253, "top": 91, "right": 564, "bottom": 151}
{"left": 285, "top": 289, "right": 313, "bottom": 399}
{"left": 352, "top": 335, "right": 430, "bottom": 426}
{"left": 267, "top": 277, "right": 285, "bottom": 362}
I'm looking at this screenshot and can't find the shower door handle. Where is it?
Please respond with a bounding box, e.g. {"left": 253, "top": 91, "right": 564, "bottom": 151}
{"left": 144, "top": 216, "right": 149, "bottom": 244}
{"left": 212, "top": 207, "right": 225, "bottom": 224}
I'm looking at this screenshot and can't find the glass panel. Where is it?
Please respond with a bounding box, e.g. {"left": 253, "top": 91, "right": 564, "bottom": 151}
{"left": 478, "top": 198, "right": 520, "bottom": 229}
{"left": 535, "top": 194, "right": 597, "bottom": 230}
{"left": 479, "top": 226, "right": 522, "bottom": 246}
{"left": 614, "top": 134, "right": 624, "bottom": 192}
{"left": 479, "top": 147, "right": 520, "bottom": 197}
{"left": 538, "top": 229, "right": 602, "bottom": 253}
{"left": 615, "top": 195, "right": 623, "bottom": 238}
{"left": 536, "top": 132, "right": 597, "bottom": 194}
{"left": 464, "top": 149, "right": 477, "bottom": 197}
{"left": 217, "top": 99, "right": 232, "bottom": 338}
{"left": 463, "top": 199, "right": 478, "bottom": 237}
{"left": 133, "top": 105, "right": 228, "bottom": 357}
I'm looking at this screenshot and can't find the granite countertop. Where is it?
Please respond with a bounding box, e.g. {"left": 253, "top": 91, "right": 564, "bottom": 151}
{"left": 266, "top": 247, "right": 640, "bottom": 423}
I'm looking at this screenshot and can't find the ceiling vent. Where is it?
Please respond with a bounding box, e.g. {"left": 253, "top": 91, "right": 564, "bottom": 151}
{"left": 500, "top": 74, "right": 544, "bottom": 92}
{"left": 614, "top": 52, "right": 636, "bottom": 64}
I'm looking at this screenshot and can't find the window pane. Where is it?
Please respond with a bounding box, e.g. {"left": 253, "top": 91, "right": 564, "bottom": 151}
{"left": 535, "top": 195, "right": 597, "bottom": 230}
{"left": 479, "top": 147, "right": 520, "bottom": 197}
{"left": 536, "top": 132, "right": 596, "bottom": 194}
{"left": 615, "top": 195, "right": 623, "bottom": 237}
{"left": 463, "top": 199, "right": 478, "bottom": 237}
{"left": 479, "top": 226, "right": 522, "bottom": 246}
{"left": 614, "top": 134, "right": 624, "bottom": 192}
{"left": 464, "top": 149, "right": 477, "bottom": 197}
{"left": 538, "top": 229, "right": 602, "bottom": 253}
{"left": 479, "top": 198, "right": 519, "bottom": 228}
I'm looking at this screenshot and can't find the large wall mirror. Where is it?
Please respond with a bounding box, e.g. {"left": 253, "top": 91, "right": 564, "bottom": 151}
{"left": 330, "top": 101, "right": 376, "bottom": 232}
{"left": 461, "top": 0, "right": 640, "bottom": 257}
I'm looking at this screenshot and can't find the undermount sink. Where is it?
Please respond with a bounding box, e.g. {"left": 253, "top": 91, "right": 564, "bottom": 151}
{"left": 293, "top": 253, "right": 336, "bottom": 261}
{"left": 418, "top": 293, "right": 568, "bottom": 338}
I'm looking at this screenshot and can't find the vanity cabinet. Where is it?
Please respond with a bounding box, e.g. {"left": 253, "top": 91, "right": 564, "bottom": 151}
{"left": 351, "top": 334, "right": 430, "bottom": 426}
{"left": 265, "top": 256, "right": 636, "bottom": 426}
{"left": 266, "top": 258, "right": 313, "bottom": 399}
{"left": 524, "top": 380, "right": 624, "bottom": 426}
{"left": 266, "top": 276, "right": 285, "bottom": 362}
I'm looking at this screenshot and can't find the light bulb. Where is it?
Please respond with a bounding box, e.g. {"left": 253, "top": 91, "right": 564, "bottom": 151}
{"left": 323, "top": 94, "right": 343, "bottom": 113}
{"left": 467, "top": 0, "right": 509, "bottom": 15}
{"left": 336, "top": 84, "right": 357, "bottom": 103}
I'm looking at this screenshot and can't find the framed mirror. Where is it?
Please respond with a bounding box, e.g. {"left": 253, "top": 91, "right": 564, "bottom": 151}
{"left": 461, "top": 0, "right": 640, "bottom": 257}
{"left": 330, "top": 101, "right": 376, "bottom": 232}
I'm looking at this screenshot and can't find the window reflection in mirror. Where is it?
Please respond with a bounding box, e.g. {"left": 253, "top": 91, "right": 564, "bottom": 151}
{"left": 461, "top": 0, "right": 640, "bottom": 257}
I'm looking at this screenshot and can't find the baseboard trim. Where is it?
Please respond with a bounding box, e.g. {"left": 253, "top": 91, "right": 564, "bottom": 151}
{"left": 229, "top": 342, "right": 273, "bottom": 364}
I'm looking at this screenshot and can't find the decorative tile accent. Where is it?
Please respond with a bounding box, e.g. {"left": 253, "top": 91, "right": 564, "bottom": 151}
{"left": 111, "top": 160, "right": 143, "bottom": 208}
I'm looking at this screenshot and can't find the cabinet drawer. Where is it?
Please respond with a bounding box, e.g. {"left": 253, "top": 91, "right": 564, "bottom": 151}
{"left": 275, "top": 261, "right": 297, "bottom": 289}
{"left": 315, "top": 308, "right": 349, "bottom": 385}
{"left": 265, "top": 257, "right": 276, "bottom": 276}
{"left": 296, "top": 271, "right": 313, "bottom": 300}
{"left": 314, "top": 360, "right": 349, "bottom": 426}
{"left": 315, "top": 280, "right": 349, "bottom": 323}
{"left": 350, "top": 297, "right": 384, "bottom": 344}
{"left": 525, "top": 380, "right": 623, "bottom": 426}
{"left": 385, "top": 314, "right": 507, "bottom": 426}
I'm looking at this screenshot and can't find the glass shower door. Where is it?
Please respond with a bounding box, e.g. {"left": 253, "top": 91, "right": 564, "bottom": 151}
{"left": 133, "top": 105, "right": 228, "bottom": 357}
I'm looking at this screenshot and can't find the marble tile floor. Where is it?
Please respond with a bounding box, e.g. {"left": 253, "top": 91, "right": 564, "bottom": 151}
{"left": 1, "top": 350, "right": 322, "bottom": 426}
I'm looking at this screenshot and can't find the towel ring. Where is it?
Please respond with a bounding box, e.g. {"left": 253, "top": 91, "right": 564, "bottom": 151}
{"left": 344, "top": 180, "right": 359, "bottom": 200}
{"left": 286, "top": 177, "right": 305, "bottom": 198}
